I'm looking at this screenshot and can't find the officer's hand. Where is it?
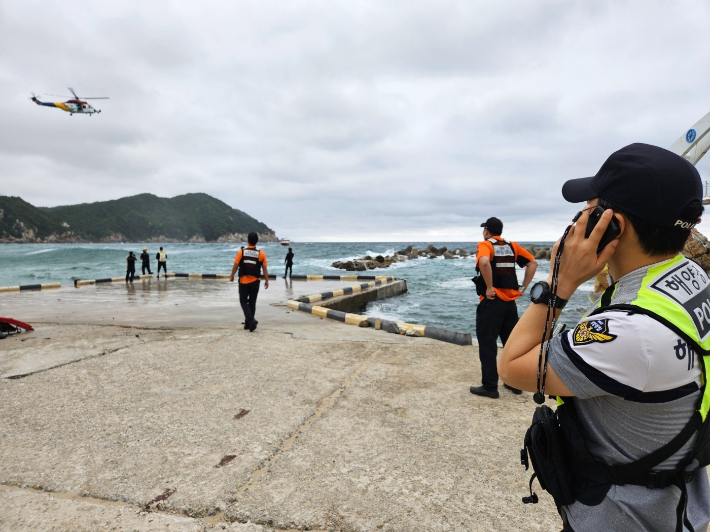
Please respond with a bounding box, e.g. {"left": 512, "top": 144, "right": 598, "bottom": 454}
{"left": 264, "top": 280, "right": 269, "bottom": 289}
{"left": 548, "top": 206, "right": 619, "bottom": 299}
{"left": 486, "top": 287, "right": 496, "bottom": 300}
{"left": 229, "top": 275, "right": 234, "bottom": 282}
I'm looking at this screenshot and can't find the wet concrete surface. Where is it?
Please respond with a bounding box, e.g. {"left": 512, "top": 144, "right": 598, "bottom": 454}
{"left": 0, "top": 277, "right": 353, "bottom": 328}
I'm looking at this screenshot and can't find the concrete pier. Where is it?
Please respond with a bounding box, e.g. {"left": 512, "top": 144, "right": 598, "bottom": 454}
{"left": 0, "top": 278, "right": 562, "bottom": 531}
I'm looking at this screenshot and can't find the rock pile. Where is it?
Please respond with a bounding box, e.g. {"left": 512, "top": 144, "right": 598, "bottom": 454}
{"left": 331, "top": 245, "right": 474, "bottom": 271}
{"left": 330, "top": 230, "right": 710, "bottom": 272}
{"left": 523, "top": 245, "right": 552, "bottom": 261}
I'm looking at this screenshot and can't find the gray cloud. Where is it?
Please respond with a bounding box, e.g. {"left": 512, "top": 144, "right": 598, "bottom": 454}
{"left": 1, "top": 0, "right": 710, "bottom": 241}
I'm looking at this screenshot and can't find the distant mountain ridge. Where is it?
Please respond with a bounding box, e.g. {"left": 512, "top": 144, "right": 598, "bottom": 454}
{"left": 0, "top": 193, "right": 278, "bottom": 243}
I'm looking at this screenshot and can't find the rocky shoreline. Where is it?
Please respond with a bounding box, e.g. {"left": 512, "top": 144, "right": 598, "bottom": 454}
{"left": 330, "top": 230, "right": 710, "bottom": 273}
{"left": 332, "top": 244, "right": 473, "bottom": 271}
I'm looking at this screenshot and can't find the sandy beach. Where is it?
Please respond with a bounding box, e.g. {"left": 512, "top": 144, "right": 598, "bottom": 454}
{"left": 0, "top": 278, "right": 561, "bottom": 531}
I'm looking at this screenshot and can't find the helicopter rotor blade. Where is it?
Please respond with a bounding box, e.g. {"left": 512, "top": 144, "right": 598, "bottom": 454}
{"left": 68, "top": 87, "right": 79, "bottom": 99}
{"left": 81, "top": 97, "right": 109, "bottom": 100}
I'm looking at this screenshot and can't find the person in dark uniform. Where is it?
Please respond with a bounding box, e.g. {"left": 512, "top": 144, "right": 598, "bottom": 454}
{"left": 284, "top": 247, "right": 294, "bottom": 278}
{"left": 470, "top": 217, "right": 537, "bottom": 398}
{"left": 229, "top": 232, "right": 269, "bottom": 332}
{"left": 140, "top": 248, "right": 153, "bottom": 275}
{"left": 126, "top": 251, "right": 137, "bottom": 283}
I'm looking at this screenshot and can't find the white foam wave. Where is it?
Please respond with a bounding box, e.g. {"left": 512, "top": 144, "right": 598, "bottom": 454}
{"left": 366, "top": 299, "right": 421, "bottom": 322}
{"left": 437, "top": 277, "right": 475, "bottom": 289}
{"left": 364, "top": 248, "right": 396, "bottom": 258}
{"left": 26, "top": 248, "right": 57, "bottom": 255}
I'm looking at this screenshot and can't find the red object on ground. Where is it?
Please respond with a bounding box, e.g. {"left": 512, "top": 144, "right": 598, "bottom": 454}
{"left": 0, "top": 317, "right": 34, "bottom": 331}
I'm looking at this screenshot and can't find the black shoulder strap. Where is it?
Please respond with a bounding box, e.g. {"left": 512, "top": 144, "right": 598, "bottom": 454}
{"left": 586, "top": 302, "right": 707, "bottom": 490}
{"left": 599, "top": 282, "right": 616, "bottom": 308}
{"left": 605, "top": 412, "right": 702, "bottom": 485}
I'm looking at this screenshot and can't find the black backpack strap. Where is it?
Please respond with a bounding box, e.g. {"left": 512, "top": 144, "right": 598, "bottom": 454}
{"left": 604, "top": 412, "right": 702, "bottom": 486}
{"left": 598, "top": 282, "right": 616, "bottom": 308}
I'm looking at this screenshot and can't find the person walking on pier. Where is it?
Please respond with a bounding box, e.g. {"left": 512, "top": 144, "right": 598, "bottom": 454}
{"left": 284, "top": 247, "right": 294, "bottom": 278}
{"left": 140, "top": 248, "right": 153, "bottom": 275}
{"left": 470, "top": 217, "right": 537, "bottom": 398}
{"left": 125, "top": 251, "right": 137, "bottom": 283}
{"left": 230, "top": 232, "right": 269, "bottom": 332}
{"left": 156, "top": 247, "right": 168, "bottom": 278}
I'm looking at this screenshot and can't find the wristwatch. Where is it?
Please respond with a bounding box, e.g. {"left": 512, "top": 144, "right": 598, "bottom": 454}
{"left": 529, "top": 281, "right": 568, "bottom": 309}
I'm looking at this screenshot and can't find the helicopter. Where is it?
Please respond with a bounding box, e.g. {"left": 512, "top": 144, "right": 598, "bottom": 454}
{"left": 30, "top": 87, "right": 109, "bottom": 116}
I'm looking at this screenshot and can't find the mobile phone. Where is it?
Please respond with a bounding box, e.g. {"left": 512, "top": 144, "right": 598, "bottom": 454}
{"left": 584, "top": 205, "right": 621, "bottom": 254}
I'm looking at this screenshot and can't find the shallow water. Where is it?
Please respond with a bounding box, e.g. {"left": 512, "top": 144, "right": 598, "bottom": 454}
{"left": 0, "top": 242, "right": 594, "bottom": 335}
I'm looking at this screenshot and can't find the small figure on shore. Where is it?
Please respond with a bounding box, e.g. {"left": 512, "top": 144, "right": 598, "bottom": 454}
{"left": 125, "top": 251, "right": 137, "bottom": 283}
{"left": 229, "top": 232, "right": 269, "bottom": 332}
{"left": 470, "top": 217, "right": 537, "bottom": 399}
{"left": 156, "top": 247, "right": 167, "bottom": 279}
{"left": 284, "top": 247, "right": 294, "bottom": 278}
{"left": 140, "top": 248, "right": 153, "bottom": 275}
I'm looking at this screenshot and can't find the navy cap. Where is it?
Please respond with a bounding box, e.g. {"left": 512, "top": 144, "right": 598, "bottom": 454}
{"left": 562, "top": 143, "right": 702, "bottom": 228}
{"left": 481, "top": 217, "right": 503, "bottom": 235}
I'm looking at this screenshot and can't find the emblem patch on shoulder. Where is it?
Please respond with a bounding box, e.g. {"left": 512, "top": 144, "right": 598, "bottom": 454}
{"left": 573, "top": 319, "right": 617, "bottom": 346}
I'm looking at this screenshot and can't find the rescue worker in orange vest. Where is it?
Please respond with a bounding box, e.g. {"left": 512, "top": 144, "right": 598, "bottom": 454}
{"left": 229, "top": 232, "right": 269, "bottom": 332}
{"left": 470, "top": 217, "right": 537, "bottom": 398}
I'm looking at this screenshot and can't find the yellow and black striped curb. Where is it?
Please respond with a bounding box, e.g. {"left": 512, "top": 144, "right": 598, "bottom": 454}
{"left": 291, "top": 277, "right": 396, "bottom": 303}
{"left": 74, "top": 275, "right": 156, "bottom": 287}
{"left": 287, "top": 302, "right": 371, "bottom": 327}
{"left": 74, "top": 273, "right": 396, "bottom": 287}
{"left": 288, "top": 300, "right": 472, "bottom": 346}
{"left": 287, "top": 279, "right": 472, "bottom": 346}
{"left": 0, "top": 283, "right": 61, "bottom": 293}
{"left": 285, "top": 275, "right": 395, "bottom": 281}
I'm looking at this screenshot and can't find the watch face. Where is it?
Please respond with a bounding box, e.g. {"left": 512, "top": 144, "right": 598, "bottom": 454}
{"left": 530, "top": 282, "right": 546, "bottom": 301}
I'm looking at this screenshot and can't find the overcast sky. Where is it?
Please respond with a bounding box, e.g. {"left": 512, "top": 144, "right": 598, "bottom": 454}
{"left": 1, "top": 0, "right": 709, "bottom": 241}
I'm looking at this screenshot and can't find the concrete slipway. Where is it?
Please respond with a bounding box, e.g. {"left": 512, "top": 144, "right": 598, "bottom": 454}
{"left": 0, "top": 278, "right": 562, "bottom": 531}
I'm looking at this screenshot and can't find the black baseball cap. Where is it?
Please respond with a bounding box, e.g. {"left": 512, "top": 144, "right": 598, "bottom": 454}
{"left": 562, "top": 143, "right": 702, "bottom": 229}
{"left": 481, "top": 217, "right": 503, "bottom": 235}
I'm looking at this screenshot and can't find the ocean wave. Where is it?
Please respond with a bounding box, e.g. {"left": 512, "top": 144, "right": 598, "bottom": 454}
{"left": 25, "top": 248, "right": 58, "bottom": 255}
{"left": 366, "top": 298, "right": 421, "bottom": 322}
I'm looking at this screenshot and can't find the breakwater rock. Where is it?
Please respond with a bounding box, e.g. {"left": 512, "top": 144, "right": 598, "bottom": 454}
{"left": 523, "top": 245, "right": 552, "bottom": 261}
{"left": 331, "top": 245, "right": 473, "bottom": 271}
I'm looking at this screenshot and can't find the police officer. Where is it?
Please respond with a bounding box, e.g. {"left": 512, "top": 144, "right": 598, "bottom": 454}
{"left": 229, "top": 232, "right": 269, "bottom": 332}
{"left": 499, "top": 144, "right": 710, "bottom": 531}
{"left": 470, "top": 217, "right": 537, "bottom": 399}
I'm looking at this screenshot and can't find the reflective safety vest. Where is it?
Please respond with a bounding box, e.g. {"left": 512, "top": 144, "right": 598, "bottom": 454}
{"left": 477, "top": 238, "right": 519, "bottom": 291}
{"left": 238, "top": 248, "right": 263, "bottom": 278}
{"left": 551, "top": 255, "right": 710, "bottom": 528}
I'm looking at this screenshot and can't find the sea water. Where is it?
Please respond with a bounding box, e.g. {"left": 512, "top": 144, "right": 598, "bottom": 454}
{"left": 0, "top": 242, "right": 595, "bottom": 336}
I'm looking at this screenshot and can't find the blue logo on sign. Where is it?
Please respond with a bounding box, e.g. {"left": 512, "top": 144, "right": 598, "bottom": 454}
{"left": 687, "top": 129, "right": 697, "bottom": 143}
